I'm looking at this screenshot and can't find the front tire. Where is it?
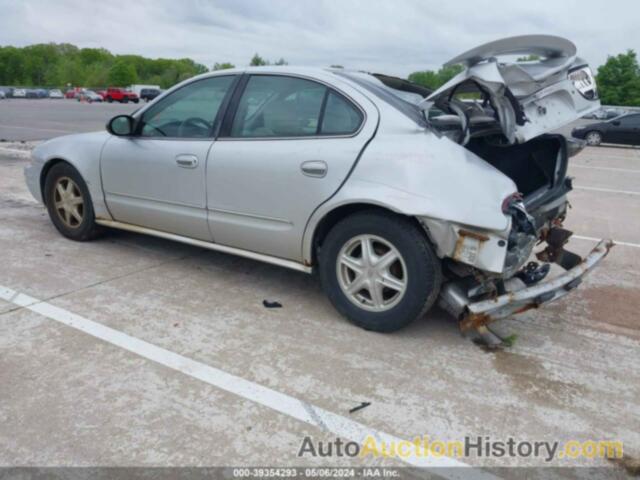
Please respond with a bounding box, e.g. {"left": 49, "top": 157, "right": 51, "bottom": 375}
{"left": 44, "top": 163, "right": 102, "bottom": 241}
{"left": 586, "top": 131, "right": 602, "bottom": 146}
{"left": 319, "top": 211, "right": 442, "bottom": 332}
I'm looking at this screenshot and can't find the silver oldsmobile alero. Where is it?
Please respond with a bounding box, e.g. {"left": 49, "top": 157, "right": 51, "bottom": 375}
{"left": 25, "top": 35, "right": 612, "bottom": 344}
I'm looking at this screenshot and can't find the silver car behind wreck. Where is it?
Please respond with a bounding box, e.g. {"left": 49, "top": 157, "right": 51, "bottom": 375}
{"left": 24, "top": 35, "right": 612, "bottom": 342}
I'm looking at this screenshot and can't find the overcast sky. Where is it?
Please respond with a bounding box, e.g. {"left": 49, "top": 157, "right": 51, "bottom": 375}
{"left": 1, "top": 0, "right": 638, "bottom": 77}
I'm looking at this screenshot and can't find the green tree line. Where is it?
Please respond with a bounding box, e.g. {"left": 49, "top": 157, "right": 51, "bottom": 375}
{"left": 0, "top": 43, "right": 209, "bottom": 88}
{"left": 2, "top": 42, "right": 639, "bottom": 106}
{"left": 0, "top": 44, "right": 294, "bottom": 89}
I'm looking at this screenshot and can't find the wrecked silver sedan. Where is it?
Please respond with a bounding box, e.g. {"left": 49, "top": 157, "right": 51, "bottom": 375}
{"left": 25, "top": 35, "right": 611, "bottom": 340}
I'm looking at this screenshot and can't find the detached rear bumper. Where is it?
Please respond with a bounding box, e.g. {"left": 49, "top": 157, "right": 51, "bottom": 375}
{"left": 439, "top": 239, "right": 614, "bottom": 331}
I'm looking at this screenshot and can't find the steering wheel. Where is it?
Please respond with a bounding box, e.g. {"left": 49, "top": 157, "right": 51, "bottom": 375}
{"left": 178, "top": 117, "right": 211, "bottom": 137}
{"left": 449, "top": 102, "right": 470, "bottom": 145}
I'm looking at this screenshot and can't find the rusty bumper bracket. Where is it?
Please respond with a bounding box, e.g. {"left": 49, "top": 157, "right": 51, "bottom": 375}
{"left": 459, "top": 239, "right": 614, "bottom": 332}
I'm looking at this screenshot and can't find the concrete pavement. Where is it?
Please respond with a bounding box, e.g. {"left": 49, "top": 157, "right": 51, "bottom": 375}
{"left": 0, "top": 142, "right": 639, "bottom": 477}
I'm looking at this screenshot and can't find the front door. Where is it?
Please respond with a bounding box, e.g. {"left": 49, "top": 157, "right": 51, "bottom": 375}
{"left": 101, "top": 75, "right": 236, "bottom": 240}
{"left": 206, "top": 74, "right": 377, "bottom": 261}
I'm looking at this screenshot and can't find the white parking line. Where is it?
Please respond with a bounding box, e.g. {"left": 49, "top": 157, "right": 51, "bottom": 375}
{"left": 574, "top": 185, "right": 640, "bottom": 196}
{"left": 0, "top": 123, "right": 75, "bottom": 134}
{"left": 580, "top": 150, "right": 640, "bottom": 160}
{"left": 0, "top": 147, "right": 31, "bottom": 158}
{"left": 570, "top": 164, "right": 640, "bottom": 174}
{"left": 0, "top": 284, "right": 496, "bottom": 480}
{"left": 573, "top": 235, "right": 640, "bottom": 249}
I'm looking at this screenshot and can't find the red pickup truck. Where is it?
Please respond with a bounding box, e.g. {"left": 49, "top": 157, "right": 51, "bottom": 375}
{"left": 104, "top": 88, "right": 139, "bottom": 103}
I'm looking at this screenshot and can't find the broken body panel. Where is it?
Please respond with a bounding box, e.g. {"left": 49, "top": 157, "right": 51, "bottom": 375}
{"left": 423, "top": 35, "right": 600, "bottom": 144}
{"left": 416, "top": 36, "right": 610, "bottom": 338}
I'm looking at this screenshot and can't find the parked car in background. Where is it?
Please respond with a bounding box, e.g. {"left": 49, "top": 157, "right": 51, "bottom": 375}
{"left": 65, "top": 89, "right": 78, "bottom": 99}
{"left": 24, "top": 35, "right": 611, "bottom": 343}
{"left": 140, "top": 88, "right": 161, "bottom": 102}
{"left": 128, "top": 84, "right": 161, "bottom": 98}
{"left": 0, "top": 87, "right": 14, "bottom": 98}
{"left": 25, "top": 89, "right": 39, "bottom": 98}
{"left": 572, "top": 113, "right": 640, "bottom": 146}
{"left": 584, "top": 108, "right": 626, "bottom": 120}
{"left": 104, "top": 87, "right": 139, "bottom": 103}
{"left": 0, "top": 91, "right": 5, "bottom": 100}
{"left": 76, "top": 90, "right": 103, "bottom": 103}
{"left": 13, "top": 88, "right": 27, "bottom": 98}
{"left": 96, "top": 90, "right": 107, "bottom": 99}
{"left": 49, "top": 89, "right": 64, "bottom": 99}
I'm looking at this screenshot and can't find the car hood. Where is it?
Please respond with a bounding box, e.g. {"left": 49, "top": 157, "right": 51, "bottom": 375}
{"left": 421, "top": 35, "right": 600, "bottom": 144}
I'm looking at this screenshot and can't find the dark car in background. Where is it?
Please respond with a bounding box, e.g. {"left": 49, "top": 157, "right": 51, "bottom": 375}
{"left": 140, "top": 88, "right": 161, "bottom": 102}
{"left": 572, "top": 113, "right": 640, "bottom": 146}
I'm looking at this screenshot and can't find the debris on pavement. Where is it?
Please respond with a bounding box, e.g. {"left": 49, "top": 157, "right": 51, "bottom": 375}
{"left": 263, "top": 300, "right": 282, "bottom": 309}
{"left": 348, "top": 402, "right": 371, "bottom": 414}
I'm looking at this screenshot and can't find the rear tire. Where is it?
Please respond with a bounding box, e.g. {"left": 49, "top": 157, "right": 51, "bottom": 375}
{"left": 319, "top": 211, "right": 442, "bottom": 332}
{"left": 585, "top": 131, "right": 602, "bottom": 146}
{"left": 44, "top": 163, "right": 102, "bottom": 241}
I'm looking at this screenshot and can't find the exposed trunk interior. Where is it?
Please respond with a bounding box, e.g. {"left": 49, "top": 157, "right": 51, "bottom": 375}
{"left": 465, "top": 135, "right": 565, "bottom": 201}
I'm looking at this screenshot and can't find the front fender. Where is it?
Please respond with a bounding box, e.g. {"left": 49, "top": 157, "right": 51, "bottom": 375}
{"left": 29, "top": 131, "right": 111, "bottom": 219}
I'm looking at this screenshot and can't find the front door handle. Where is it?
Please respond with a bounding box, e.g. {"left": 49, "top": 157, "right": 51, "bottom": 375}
{"left": 301, "top": 160, "right": 327, "bottom": 178}
{"left": 176, "top": 154, "right": 199, "bottom": 168}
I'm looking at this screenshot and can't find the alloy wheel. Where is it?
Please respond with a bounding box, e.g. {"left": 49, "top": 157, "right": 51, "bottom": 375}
{"left": 336, "top": 234, "right": 408, "bottom": 312}
{"left": 53, "top": 176, "right": 84, "bottom": 228}
{"left": 586, "top": 132, "right": 601, "bottom": 146}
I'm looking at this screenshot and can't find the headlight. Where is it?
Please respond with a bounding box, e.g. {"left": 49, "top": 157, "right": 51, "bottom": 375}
{"left": 569, "top": 66, "right": 598, "bottom": 100}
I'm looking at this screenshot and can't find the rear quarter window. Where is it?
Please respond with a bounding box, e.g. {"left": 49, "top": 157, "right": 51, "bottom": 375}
{"left": 320, "top": 91, "right": 363, "bottom": 135}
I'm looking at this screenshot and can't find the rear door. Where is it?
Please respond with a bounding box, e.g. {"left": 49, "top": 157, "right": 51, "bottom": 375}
{"left": 206, "top": 73, "right": 377, "bottom": 261}
{"left": 615, "top": 114, "right": 640, "bottom": 145}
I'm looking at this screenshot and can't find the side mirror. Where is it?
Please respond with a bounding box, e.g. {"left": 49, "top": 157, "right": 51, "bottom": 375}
{"left": 107, "top": 115, "right": 135, "bottom": 136}
{"left": 612, "top": 121, "right": 621, "bottom": 126}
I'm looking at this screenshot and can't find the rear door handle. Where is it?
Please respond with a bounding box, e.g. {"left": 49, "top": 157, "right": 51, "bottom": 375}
{"left": 301, "top": 160, "right": 327, "bottom": 178}
{"left": 176, "top": 154, "right": 198, "bottom": 168}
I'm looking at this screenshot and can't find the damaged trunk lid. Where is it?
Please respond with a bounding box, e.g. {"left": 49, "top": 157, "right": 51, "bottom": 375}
{"left": 422, "top": 35, "right": 600, "bottom": 144}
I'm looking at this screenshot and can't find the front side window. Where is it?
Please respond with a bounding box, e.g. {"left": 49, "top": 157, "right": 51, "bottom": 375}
{"left": 231, "top": 76, "right": 326, "bottom": 138}
{"left": 139, "top": 76, "right": 235, "bottom": 138}
{"left": 620, "top": 114, "right": 640, "bottom": 126}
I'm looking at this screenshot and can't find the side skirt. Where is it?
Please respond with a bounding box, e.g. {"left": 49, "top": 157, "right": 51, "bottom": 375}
{"left": 95, "top": 219, "right": 313, "bottom": 274}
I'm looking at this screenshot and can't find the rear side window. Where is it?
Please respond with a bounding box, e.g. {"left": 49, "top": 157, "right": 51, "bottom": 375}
{"left": 230, "top": 75, "right": 362, "bottom": 138}
{"left": 320, "top": 91, "right": 363, "bottom": 135}
{"left": 231, "top": 76, "right": 325, "bottom": 137}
